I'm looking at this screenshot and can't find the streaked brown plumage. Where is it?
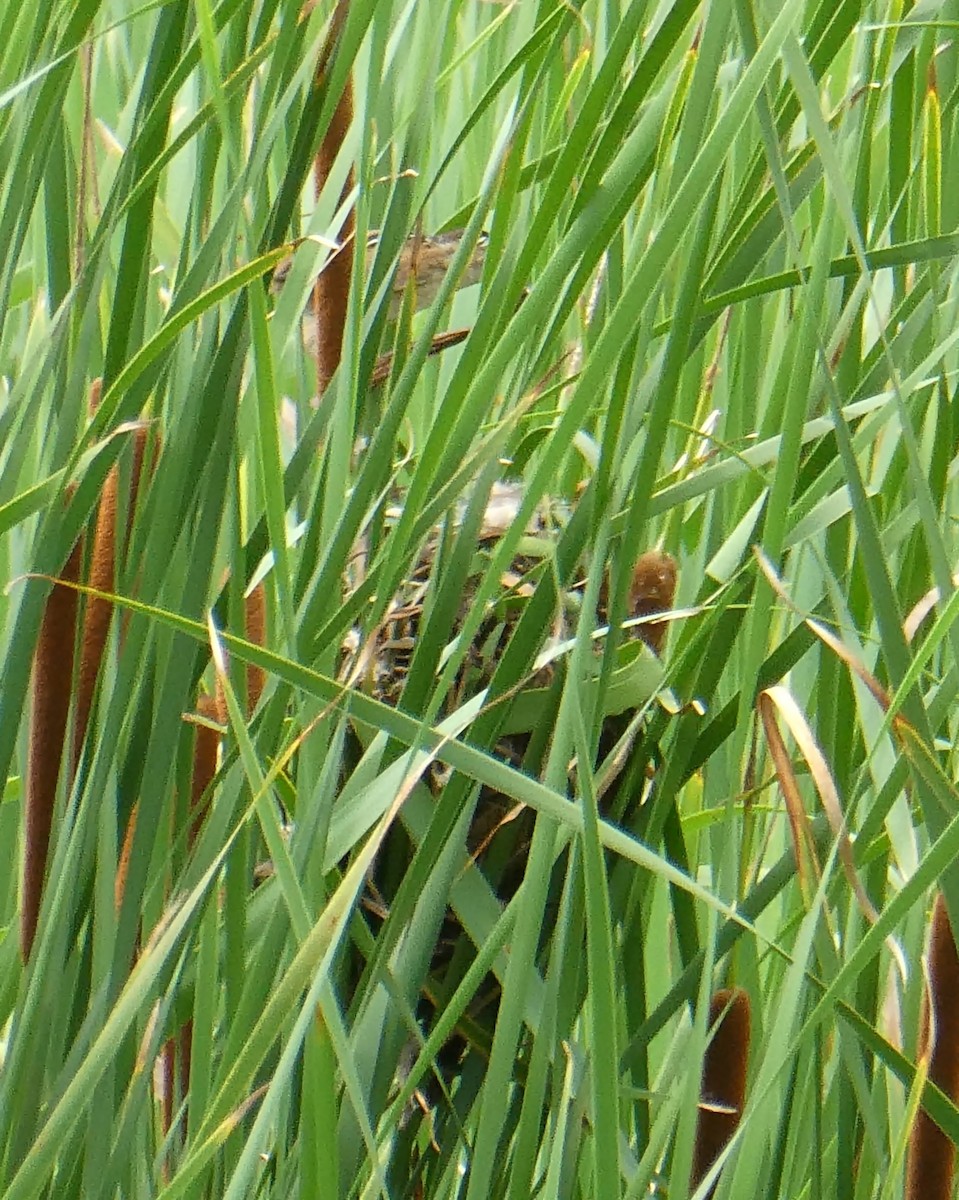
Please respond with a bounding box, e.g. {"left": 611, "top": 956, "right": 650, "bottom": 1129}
{"left": 272, "top": 228, "right": 488, "bottom": 354}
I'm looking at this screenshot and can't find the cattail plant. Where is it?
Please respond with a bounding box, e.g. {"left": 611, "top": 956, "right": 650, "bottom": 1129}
{"left": 114, "top": 691, "right": 222, "bottom": 915}
{"left": 113, "top": 803, "right": 138, "bottom": 913}
{"left": 73, "top": 422, "right": 158, "bottom": 771}
{"left": 311, "top": 0, "right": 355, "bottom": 396}
{"left": 21, "top": 527, "right": 84, "bottom": 961}
{"left": 904, "top": 893, "right": 959, "bottom": 1200}
{"left": 241, "top": 582, "right": 267, "bottom": 717}
{"left": 189, "top": 692, "right": 221, "bottom": 841}
{"left": 162, "top": 691, "right": 222, "bottom": 1143}
{"left": 690, "top": 987, "right": 751, "bottom": 1196}
{"left": 215, "top": 581, "right": 268, "bottom": 726}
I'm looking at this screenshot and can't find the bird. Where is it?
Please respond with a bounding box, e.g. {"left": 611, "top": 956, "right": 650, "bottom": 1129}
{"left": 271, "top": 227, "right": 488, "bottom": 355}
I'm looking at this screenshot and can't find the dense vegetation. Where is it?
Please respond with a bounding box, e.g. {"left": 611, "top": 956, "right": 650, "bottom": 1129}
{"left": 3, "top": 1, "right": 959, "bottom": 1197}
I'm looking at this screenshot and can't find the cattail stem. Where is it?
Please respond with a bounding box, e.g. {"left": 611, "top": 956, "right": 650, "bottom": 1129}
{"left": 22, "top": 533, "right": 84, "bottom": 960}
{"left": 171, "top": 693, "right": 223, "bottom": 1146}
{"left": 179, "top": 1021, "right": 193, "bottom": 1118}
{"left": 162, "top": 1035, "right": 176, "bottom": 1137}
{"left": 905, "top": 893, "right": 959, "bottom": 1200}
{"left": 312, "top": 0, "right": 355, "bottom": 396}
{"left": 691, "top": 987, "right": 751, "bottom": 1196}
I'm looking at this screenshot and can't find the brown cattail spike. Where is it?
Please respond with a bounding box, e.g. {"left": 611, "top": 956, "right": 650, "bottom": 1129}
{"left": 312, "top": 0, "right": 355, "bottom": 396}
{"left": 118, "top": 426, "right": 161, "bottom": 646}
{"left": 214, "top": 583, "right": 268, "bottom": 726}
{"left": 88, "top": 377, "right": 103, "bottom": 414}
{"left": 905, "top": 893, "right": 959, "bottom": 1200}
{"left": 691, "top": 987, "right": 751, "bottom": 1196}
{"left": 114, "top": 802, "right": 139, "bottom": 913}
{"left": 190, "top": 694, "right": 220, "bottom": 846}
{"left": 73, "top": 426, "right": 158, "bottom": 771}
{"left": 244, "top": 582, "right": 267, "bottom": 715}
{"left": 22, "top": 532, "right": 84, "bottom": 960}
{"left": 630, "top": 550, "right": 678, "bottom": 655}
{"left": 74, "top": 466, "right": 118, "bottom": 768}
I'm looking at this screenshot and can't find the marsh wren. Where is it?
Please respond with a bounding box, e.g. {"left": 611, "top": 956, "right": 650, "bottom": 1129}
{"left": 272, "top": 228, "right": 488, "bottom": 354}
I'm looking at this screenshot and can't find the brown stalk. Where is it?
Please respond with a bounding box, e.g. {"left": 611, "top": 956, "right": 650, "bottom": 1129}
{"left": 905, "top": 893, "right": 959, "bottom": 1200}
{"left": 758, "top": 690, "right": 816, "bottom": 902}
{"left": 21, "top": 530, "right": 84, "bottom": 961}
{"left": 630, "top": 550, "right": 678, "bottom": 655}
{"left": 161, "top": 1036, "right": 177, "bottom": 1146}
{"left": 73, "top": 425, "right": 158, "bottom": 771}
{"left": 178, "top": 1022, "right": 193, "bottom": 1120}
{"left": 312, "top": 0, "right": 355, "bottom": 396}
{"left": 691, "top": 987, "right": 751, "bottom": 1196}
{"left": 113, "top": 683, "right": 223, "bottom": 1143}
{"left": 166, "top": 692, "right": 222, "bottom": 1145}
{"left": 759, "top": 685, "right": 878, "bottom": 925}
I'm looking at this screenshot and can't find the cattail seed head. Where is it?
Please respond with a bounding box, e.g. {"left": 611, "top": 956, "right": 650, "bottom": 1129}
{"left": 190, "top": 694, "right": 220, "bottom": 846}
{"left": 244, "top": 582, "right": 267, "bottom": 715}
{"left": 73, "top": 426, "right": 159, "bottom": 770}
{"left": 22, "top": 532, "right": 84, "bottom": 960}
{"left": 73, "top": 466, "right": 118, "bottom": 768}
{"left": 905, "top": 893, "right": 959, "bottom": 1200}
{"left": 215, "top": 582, "right": 268, "bottom": 726}
{"left": 114, "top": 802, "right": 138, "bottom": 913}
{"left": 88, "top": 377, "right": 103, "bottom": 414}
{"left": 691, "top": 987, "right": 751, "bottom": 1196}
